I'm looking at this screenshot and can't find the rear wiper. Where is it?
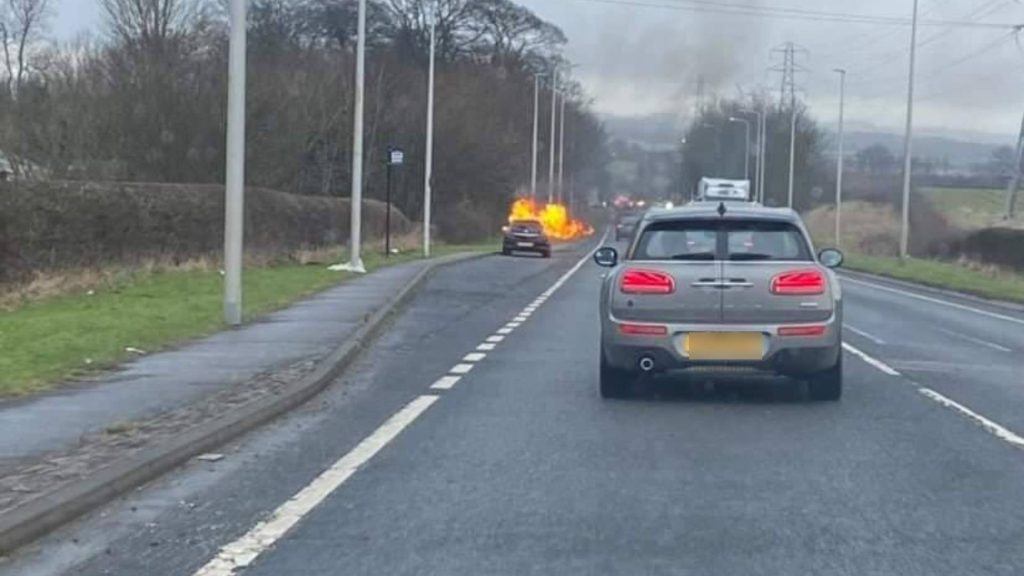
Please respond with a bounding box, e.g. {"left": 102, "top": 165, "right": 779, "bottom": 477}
{"left": 729, "top": 253, "right": 774, "bottom": 261}
{"left": 671, "top": 253, "right": 716, "bottom": 261}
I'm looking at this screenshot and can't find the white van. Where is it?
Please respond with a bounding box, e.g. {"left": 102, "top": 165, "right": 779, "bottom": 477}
{"left": 696, "top": 178, "right": 751, "bottom": 202}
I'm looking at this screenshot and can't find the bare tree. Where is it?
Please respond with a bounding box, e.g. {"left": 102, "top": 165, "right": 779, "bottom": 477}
{"left": 99, "top": 0, "right": 199, "bottom": 52}
{"left": 0, "top": 0, "right": 50, "bottom": 97}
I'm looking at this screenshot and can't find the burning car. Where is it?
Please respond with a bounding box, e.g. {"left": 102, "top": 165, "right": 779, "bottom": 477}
{"left": 502, "top": 219, "right": 551, "bottom": 258}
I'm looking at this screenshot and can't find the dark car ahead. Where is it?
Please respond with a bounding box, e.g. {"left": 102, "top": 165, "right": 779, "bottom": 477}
{"left": 615, "top": 212, "right": 642, "bottom": 241}
{"left": 502, "top": 219, "right": 551, "bottom": 258}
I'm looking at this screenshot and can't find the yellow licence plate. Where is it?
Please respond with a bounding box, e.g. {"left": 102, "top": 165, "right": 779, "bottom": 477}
{"left": 684, "top": 332, "right": 765, "bottom": 361}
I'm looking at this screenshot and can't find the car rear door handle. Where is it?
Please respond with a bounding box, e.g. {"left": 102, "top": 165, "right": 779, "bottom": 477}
{"left": 723, "top": 279, "right": 754, "bottom": 288}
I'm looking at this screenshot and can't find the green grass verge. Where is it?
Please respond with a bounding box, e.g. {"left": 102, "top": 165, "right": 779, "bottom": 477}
{"left": 845, "top": 253, "right": 1024, "bottom": 304}
{"left": 918, "top": 186, "right": 1019, "bottom": 230}
{"left": 0, "top": 242, "right": 496, "bottom": 396}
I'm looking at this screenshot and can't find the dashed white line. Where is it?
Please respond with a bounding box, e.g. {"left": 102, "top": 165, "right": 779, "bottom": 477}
{"left": 430, "top": 376, "right": 461, "bottom": 390}
{"left": 938, "top": 328, "right": 1012, "bottom": 353}
{"left": 463, "top": 352, "right": 487, "bottom": 362}
{"left": 842, "top": 342, "right": 901, "bottom": 376}
{"left": 477, "top": 343, "right": 496, "bottom": 351}
{"left": 497, "top": 327, "right": 513, "bottom": 335}
{"left": 843, "top": 276, "right": 1024, "bottom": 326}
{"left": 486, "top": 335, "right": 505, "bottom": 343}
{"left": 450, "top": 363, "right": 475, "bottom": 374}
{"left": 844, "top": 324, "right": 886, "bottom": 345}
{"left": 193, "top": 395, "right": 439, "bottom": 576}
{"left": 505, "top": 322, "right": 522, "bottom": 328}
{"left": 918, "top": 388, "right": 1024, "bottom": 449}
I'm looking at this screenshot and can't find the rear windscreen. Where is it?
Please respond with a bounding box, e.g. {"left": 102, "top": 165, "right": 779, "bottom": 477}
{"left": 632, "top": 219, "right": 812, "bottom": 261}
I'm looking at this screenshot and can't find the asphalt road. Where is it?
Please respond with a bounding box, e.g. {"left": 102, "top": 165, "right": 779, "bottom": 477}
{"left": 5, "top": 237, "right": 1024, "bottom": 575}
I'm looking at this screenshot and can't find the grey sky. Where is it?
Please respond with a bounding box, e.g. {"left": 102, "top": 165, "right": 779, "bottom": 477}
{"left": 52, "top": 0, "right": 1024, "bottom": 141}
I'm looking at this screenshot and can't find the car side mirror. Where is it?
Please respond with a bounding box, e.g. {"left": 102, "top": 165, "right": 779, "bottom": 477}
{"left": 818, "top": 248, "right": 844, "bottom": 269}
{"left": 594, "top": 247, "right": 618, "bottom": 268}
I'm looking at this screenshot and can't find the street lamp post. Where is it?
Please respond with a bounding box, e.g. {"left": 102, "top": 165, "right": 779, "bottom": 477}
{"left": 531, "top": 73, "right": 543, "bottom": 200}
{"left": 834, "top": 68, "right": 846, "bottom": 248}
{"left": 223, "top": 0, "right": 247, "bottom": 326}
{"left": 899, "top": 0, "right": 920, "bottom": 260}
{"left": 558, "top": 91, "right": 567, "bottom": 203}
{"left": 423, "top": 10, "right": 436, "bottom": 257}
{"left": 548, "top": 70, "right": 559, "bottom": 204}
{"left": 729, "top": 116, "right": 751, "bottom": 181}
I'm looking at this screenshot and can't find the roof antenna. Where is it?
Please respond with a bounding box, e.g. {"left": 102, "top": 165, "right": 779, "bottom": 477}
{"left": 717, "top": 201, "right": 727, "bottom": 217}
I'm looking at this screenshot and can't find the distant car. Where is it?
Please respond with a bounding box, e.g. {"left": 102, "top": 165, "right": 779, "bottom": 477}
{"left": 615, "top": 213, "right": 642, "bottom": 241}
{"left": 594, "top": 202, "right": 845, "bottom": 401}
{"left": 502, "top": 219, "right": 551, "bottom": 258}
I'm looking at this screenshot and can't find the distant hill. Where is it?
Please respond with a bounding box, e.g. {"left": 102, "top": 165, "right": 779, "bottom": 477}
{"left": 842, "top": 131, "right": 1006, "bottom": 167}
{"left": 601, "top": 112, "right": 1012, "bottom": 168}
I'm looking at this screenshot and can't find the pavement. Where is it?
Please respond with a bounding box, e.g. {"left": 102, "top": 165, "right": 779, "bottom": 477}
{"left": 0, "top": 258, "right": 439, "bottom": 464}
{"left": 5, "top": 237, "right": 1024, "bottom": 575}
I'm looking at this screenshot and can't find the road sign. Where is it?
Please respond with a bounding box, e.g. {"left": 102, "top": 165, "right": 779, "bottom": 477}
{"left": 389, "top": 148, "right": 405, "bottom": 166}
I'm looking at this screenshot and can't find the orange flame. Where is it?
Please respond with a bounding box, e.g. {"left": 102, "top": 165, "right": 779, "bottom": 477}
{"left": 508, "top": 198, "right": 594, "bottom": 240}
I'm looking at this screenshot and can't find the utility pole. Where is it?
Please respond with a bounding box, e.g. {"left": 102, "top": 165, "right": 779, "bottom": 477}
{"left": 223, "top": 0, "right": 247, "bottom": 326}
{"left": 558, "top": 92, "right": 567, "bottom": 203}
{"left": 548, "top": 69, "right": 559, "bottom": 204}
{"left": 1004, "top": 112, "right": 1024, "bottom": 219}
{"left": 332, "top": 0, "right": 369, "bottom": 273}
{"left": 531, "top": 73, "right": 543, "bottom": 200}
{"left": 758, "top": 109, "right": 767, "bottom": 204}
{"left": 423, "top": 10, "right": 436, "bottom": 257}
{"left": 899, "top": 0, "right": 920, "bottom": 260}
{"left": 834, "top": 68, "right": 846, "bottom": 248}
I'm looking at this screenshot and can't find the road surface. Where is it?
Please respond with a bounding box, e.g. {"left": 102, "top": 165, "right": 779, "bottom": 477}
{"left": 5, "top": 237, "right": 1024, "bottom": 575}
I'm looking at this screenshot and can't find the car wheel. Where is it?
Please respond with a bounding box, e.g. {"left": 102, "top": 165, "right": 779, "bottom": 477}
{"left": 501, "top": 248, "right": 511, "bottom": 256}
{"left": 807, "top": 354, "right": 842, "bottom": 401}
{"left": 541, "top": 249, "right": 551, "bottom": 258}
{"left": 600, "top": 350, "right": 634, "bottom": 399}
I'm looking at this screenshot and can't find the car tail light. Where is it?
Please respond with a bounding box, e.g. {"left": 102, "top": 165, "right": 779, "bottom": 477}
{"left": 771, "top": 269, "right": 826, "bottom": 295}
{"left": 778, "top": 325, "right": 828, "bottom": 337}
{"left": 621, "top": 269, "right": 675, "bottom": 295}
{"left": 619, "top": 323, "right": 669, "bottom": 336}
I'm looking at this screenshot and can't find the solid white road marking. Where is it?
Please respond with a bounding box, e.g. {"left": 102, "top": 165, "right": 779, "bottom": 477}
{"left": 486, "top": 335, "right": 505, "bottom": 343}
{"left": 842, "top": 342, "right": 901, "bottom": 376}
{"left": 844, "top": 277, "right": 1024, "bottom": 327}
{"left": 938, "top": 328, "right": 1012, "bottom": 353}
{"left": 477, "top": 343, "right": 496, "bottom": 351}
{"left": 193, "top": 395, "right": 439, "bottom": 576}
{"left": 450, "top": 363, "right": 474, "bottom": 375}
{"left": 844, "top": 324, "right": 886, "bottom": 345}
{"left": 463, "top": 352, "right": 487, "bottom": 362}
{"left": 430, "top": 376, "right": 461, "bottom": 390}
{"left": 918, "top": 388, "right": 1024, "bottom": 449}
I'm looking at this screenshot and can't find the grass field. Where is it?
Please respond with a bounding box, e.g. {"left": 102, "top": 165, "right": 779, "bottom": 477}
{"left": 918, "top": 187, "right": 1020, "bottom": 230}
{"left": 0, "top": 242, "right": 496, "bottom": 396}
{"left": 845, "top": 253, "right": 1024, "bottom": 304}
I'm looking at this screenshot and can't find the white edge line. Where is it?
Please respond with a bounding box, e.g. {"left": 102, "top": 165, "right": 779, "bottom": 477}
{"left": 430, "top": 375, "right": 461, "bottom": 390}
{"left": 844, "top": 324, "right": 886, "bottom": 345}
{"left": 193, "top": 395, "right": 439, "bottom": 576}
{"left": 843, "top": 276, "right": 1024, "bottom": 327}
{"left": 918, "top": 388, "right": 1024, "bottom": 449}
{"left": 938, "top": 328, "right": 1012, "bottom": 353}
{"left": 842, "top": 342, "right": 901, "bottom": 376}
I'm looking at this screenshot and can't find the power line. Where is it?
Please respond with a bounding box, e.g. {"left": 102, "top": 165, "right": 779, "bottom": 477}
{"left": 568, "top": 0, "right": 1019, "bottom": 29}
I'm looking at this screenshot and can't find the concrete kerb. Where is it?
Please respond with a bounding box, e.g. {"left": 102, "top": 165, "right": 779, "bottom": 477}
{"left": 0, "top": 250, "right": 492, "bottom": 555}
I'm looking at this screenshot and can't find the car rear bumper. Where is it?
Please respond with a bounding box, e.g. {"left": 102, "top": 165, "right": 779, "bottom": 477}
{"left": 601, "top": 313, "right": 842, "bottom": 376}
{"left": 503, "top": 238, "right": 550, "bottom": 252}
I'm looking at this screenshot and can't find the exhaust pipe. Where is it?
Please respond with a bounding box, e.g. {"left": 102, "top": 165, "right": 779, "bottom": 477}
{"left": 638, "top": 356, "right": 655, "bottom": 373}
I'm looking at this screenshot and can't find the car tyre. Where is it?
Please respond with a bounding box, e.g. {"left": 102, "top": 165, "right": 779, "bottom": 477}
{"left": 600, "top": 350, "right": 634, "bottom": 399}
{"left": 807, "top": 354, "right": 842, "bottom": 401}
{"left": 501, "top": 248, "right": 511, "bottom": 256}
{"left": 541, "top": 249, "right": 552, "bottom": 259}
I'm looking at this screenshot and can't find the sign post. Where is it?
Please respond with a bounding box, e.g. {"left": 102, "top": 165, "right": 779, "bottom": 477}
{"left": 385, "top": 147, "right": 405, "bottom": 258}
